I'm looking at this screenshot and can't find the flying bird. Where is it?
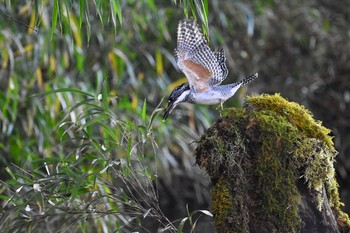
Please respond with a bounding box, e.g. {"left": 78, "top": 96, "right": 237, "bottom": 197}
{"left": 163, "top": 20, "right": 258, "bottom": 120}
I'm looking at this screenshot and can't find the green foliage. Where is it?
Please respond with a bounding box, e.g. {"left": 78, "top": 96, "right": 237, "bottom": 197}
{"left": 1, "top": 81, "right": 175, "bottom": 232}
{"left": 0, "top": 0, "right": 220, "bottom": 231}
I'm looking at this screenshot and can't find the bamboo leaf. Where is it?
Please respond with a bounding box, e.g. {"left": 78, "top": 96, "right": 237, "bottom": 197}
{"left": 189, "top": 1, "right": 196, "bottom": 19}
{"left": 79, "top": 115, "right": 110, "bottom": 129}
{"left": 37, "top": 88, "right": 95, "bottom": 98}
{"left": 99, "top": 123, "right": 119, "bottom": 142}
{"left": 102, "top": 79, "right": 109, "bottom": 111}
{"left": 141, "top": 99, "right": 147, "bottom": 123}
{"left": 84, "top": 1, "right": 91, "bottom": 43}
{"left": 126, "top": 138, "right": 132, "bottom": 166}
{"left": 110, "top": 0, "right": 122, "bottom": 31}
{"left": 114, "top": 0, "right": 123, "bottom": 24}
{"left": 177, "top": 217, "right": 189, "bottom": 233}
{"left": 79, "top": 0, "right": 83, "bottom": 29}
{"left": 148, "top": 98, "right": 164, "bottom": 130}
{"left": 51, "top": 0, "right": 59, "bottom": 41}
{"left": 155, "top": 49, "right": 163, "bottom": 75}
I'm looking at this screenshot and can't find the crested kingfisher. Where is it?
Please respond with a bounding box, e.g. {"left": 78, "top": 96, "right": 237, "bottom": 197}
{"left": 163, "top": 20, "right": 258, "bottom": 120}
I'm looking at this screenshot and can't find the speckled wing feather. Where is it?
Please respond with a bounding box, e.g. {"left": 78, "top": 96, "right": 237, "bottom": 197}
{"left": 175, "top": 20, "right": 225, "bottom": 92}
{"left": 213, "top": 48, "right": 228, "bottom": 83}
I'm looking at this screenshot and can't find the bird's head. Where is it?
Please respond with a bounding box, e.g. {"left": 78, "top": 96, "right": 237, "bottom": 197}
{"left": 163, "top": 83, "right": 191, "bottom": 120}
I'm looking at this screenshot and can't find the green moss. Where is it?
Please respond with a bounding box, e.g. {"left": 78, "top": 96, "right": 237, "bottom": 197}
{"left": 195, "top": 93, "right": 350, "bottom": 232}
{"left": 246, "top": 93, "right": 333, "bottom": 148}
{"left": 246, "top": 94, "right": 349, "bottom": 227}
{"left": 211, "top": 177, "right": 233, "bottom": 233}
{"left": 250, "top": 108, "right": 302, "bottom": 231}
{"left": 212, "top": 177, "right": 249, "bottom": 233}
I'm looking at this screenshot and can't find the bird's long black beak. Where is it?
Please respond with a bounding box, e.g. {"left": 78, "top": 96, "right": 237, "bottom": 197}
{"left": 163, "top": 102, "right": 175, "bottom": 120}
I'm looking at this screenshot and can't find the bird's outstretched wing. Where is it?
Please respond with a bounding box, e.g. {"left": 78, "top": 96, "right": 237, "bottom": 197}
{"left": 175, "top": 20, "right": 227, "bottom": 93}
{"left": 213, "top": 48, "right": 228, "bottom": 83}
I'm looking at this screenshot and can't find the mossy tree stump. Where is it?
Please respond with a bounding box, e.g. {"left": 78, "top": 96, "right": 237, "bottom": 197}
{"left": 195, "top": 94, "right": 350, "bottom": 233}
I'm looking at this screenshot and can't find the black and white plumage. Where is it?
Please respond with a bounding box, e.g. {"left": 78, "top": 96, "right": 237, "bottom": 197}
{"left": 175, "top": 20, "right": 228, "bottom": 92}
{"left": 164, "top": 20, "right": 258, "bottom": 120}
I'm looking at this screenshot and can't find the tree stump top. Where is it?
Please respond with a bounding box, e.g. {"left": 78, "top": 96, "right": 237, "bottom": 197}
{"left": 195, "top": 93, "right": 350, "bottom": 233}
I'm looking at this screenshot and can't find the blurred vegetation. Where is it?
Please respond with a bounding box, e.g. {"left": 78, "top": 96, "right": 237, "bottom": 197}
{"left": 0, "top": 1, "right": 214, "bottom": 232}
{"left": 0, "top": 0, "right": 349, "bottom": 232}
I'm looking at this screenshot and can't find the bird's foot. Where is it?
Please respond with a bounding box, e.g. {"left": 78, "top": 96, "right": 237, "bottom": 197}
{"left": 216, "top": 102, "right": 224, "bottom": 117}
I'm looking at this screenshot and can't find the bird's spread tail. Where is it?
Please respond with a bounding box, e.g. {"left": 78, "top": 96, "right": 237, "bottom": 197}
{"left": 240, "top": 73, "right": 258, "bottom": 86}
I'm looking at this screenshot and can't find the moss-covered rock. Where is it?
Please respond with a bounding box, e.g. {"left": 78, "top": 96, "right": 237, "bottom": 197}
{"left": 195, "top": 94, "right": 350, "bottom": 233}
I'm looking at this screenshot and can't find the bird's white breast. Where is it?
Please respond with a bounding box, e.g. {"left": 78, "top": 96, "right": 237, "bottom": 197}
{"left": 190, "top": 90, "right": 224, "bottom": 105}
{"left": 189, "top": 83, "right": 243, "bottom": 105}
